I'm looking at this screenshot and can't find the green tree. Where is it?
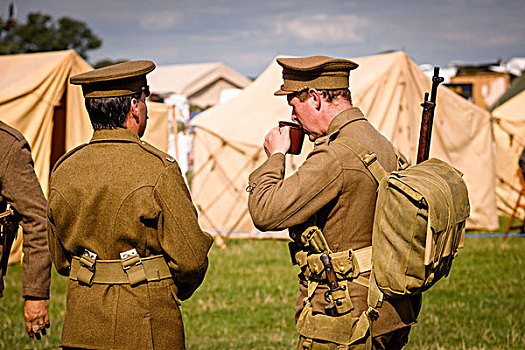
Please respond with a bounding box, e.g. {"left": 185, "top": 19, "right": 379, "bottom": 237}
{"left": 0, "top": 12, "right": 101, "bottom": 59}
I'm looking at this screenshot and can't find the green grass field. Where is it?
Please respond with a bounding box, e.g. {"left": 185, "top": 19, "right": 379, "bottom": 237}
{"left": 1, "top": 220, "right": 524, "bottom": 349}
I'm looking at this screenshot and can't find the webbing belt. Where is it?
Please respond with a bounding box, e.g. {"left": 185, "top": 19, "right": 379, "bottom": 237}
{"left": 295, "top": 246, "right": 372, "bottom": 281}
{"left": 70, "top": 254, "right": 171, "bottom": 285}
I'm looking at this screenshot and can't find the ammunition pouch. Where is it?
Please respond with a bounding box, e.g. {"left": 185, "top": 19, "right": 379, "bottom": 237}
{"left": 70, "top": 249, "right": 172, "bottom": 287}
{"left": 294, "top": 248, "right": 371, "bottom": 282}
{"left": 298, "top": 226, "right": 331, "bottom": 254}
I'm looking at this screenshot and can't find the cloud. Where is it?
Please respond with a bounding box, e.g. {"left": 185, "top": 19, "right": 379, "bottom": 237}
{"left": 139, "top": 11, "right": 182, "bottom": 31}
{"left": 438, "top": 30, "right": 522, "bottom": 48}
{"left": 279, "top": 14, "right": 369, "bottom": 44}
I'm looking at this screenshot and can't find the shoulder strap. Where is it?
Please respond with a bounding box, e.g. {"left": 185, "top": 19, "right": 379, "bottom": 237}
{"left": 138, "top": 139, "right": 177, "bottom": 166}
{"left": 332, "top": 136, "right": 388, "bottom": 184}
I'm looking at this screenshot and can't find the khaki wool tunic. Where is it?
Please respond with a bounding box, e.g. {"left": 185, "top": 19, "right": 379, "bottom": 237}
{"left": 248, "top": 108, "right": 420, "bottom": 337}
{"left": 48, "top": 128, "right": 213, "bottom": 350}
{"left": 0, "top": 120, "right": 51, "bottom": 299}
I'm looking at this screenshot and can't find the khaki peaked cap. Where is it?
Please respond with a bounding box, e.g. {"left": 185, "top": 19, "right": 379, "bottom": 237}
{"left": 71, "top": 60, "right": 156, "bottom": 98}
{"left": 274, "top": 56, "right": 358, "bottom": 95}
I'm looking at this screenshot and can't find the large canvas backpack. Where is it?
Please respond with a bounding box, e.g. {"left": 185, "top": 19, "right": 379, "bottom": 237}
{"left": 334, "top": 136, "right": 470, "bottom": 309}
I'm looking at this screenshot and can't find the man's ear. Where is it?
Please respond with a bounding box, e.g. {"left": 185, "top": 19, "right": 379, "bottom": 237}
{"left": 309, "top": 88, "right": 321, "bottom": 110}
{"left": 130, "top": 98, "right": 140, "bottom": 121}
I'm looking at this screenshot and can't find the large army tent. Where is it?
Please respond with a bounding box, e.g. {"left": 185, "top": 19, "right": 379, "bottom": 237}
{"left": 0, "top": 50, "right": 92, "bottom": 264}
{"left": 0, "top": 50, "right": 169, "bottom": 263}
{"left": 148, "top": 62, "right": 252, "bottom": 108}
{"left": 490, "top": 73, "right": 525, "bottom": 216}
{"left": 190, "top": 51, "right": 498, "bottom": 234}
{"left": 0, "top": 50, "right": 92, "bottom": 194}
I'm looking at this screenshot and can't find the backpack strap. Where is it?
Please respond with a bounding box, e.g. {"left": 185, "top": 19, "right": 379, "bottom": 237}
{"left": 332, "top": 137, "right": 388, "bottom": 184}
{"left": 332, "top": 136, "right": 389, "bottom": 312}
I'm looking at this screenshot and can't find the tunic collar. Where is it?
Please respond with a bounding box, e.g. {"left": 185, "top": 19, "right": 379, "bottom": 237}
{"left": 314, "top": 107, "right": 366, "bottom": 145}
{"left": 90, "top": 128, "right": 140, "bottom": 143}
{"left": 327, "top": 107, "right": 366, "bottom": 135}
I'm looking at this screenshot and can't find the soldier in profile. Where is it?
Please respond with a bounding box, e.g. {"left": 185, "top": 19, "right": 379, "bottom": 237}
{"left": 47, "top": 61, "right": 213, "bottom": 349}
{"left": 0, "top": 120, "right": 51, "bottom": 340}
{"left": 247, "top": 56, "right": 420, "bottom": 349}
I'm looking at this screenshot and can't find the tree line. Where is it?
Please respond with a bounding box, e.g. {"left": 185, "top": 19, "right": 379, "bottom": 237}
{"left": 0, "top": 10, "right": 124, "bottom": 68}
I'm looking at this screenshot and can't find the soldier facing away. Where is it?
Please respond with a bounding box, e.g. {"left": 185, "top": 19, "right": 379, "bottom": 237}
{"left": 247, "top": 56, "right": 421, "bottom": 349}
{"left": 0, "top": 120, "right": 52, "bottom": 340}
{"left": 47, "top": 61, "right": 213, "bottom": 349}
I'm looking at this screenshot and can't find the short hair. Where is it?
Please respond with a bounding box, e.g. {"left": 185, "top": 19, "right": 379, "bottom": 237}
{"left": 85, "top": 91, "right": 142, "bottom": 130}
{"left": 294, "top": 88, "right": 352, "bottom": 104}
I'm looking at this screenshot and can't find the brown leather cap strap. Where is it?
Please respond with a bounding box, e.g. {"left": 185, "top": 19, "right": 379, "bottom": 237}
{"left": 70, "top": 254, "right": 171, "bottom": 285}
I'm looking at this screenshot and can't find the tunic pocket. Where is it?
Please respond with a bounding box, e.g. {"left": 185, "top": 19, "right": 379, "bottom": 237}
{"left": 147, "top": 279, "right": 185, "bottom": 349}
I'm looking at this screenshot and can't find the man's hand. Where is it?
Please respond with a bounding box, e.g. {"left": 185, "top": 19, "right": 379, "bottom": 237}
{"left": 264, "top": 126, "right": 291, "bottom": 157}
{"left": 24, "top": 299, "right": 50, "bottom": 340}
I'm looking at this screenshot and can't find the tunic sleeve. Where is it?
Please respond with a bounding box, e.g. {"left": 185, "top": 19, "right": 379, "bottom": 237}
{"left": 47, "top": 188, "right": 73, "bottom": 276}
{"left": 154, "top": 163, "right": 213, "bottom": 300}
{"left": 247, "top": 146, "right": 344, "bottom": 231}
{"left": 3, "top": 139, "right": 51, "bottom": 299}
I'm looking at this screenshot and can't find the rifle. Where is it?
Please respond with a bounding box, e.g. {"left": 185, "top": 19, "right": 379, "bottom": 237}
{"left": 320, "top": 253, "right": 351, "bottom": 316}
{"left": 416, "top": 66, "right": 444, "bottom": 164}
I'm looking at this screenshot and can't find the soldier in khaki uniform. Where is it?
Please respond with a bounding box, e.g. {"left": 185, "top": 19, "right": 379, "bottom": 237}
{"left": 0, "top": 120, "right": 51, "bottom": 340}
{"left": 47, "top": 61, "right": 213, "bottom": 350}
{"left": 247, "top": 56, "right": 420, "bottom": 349}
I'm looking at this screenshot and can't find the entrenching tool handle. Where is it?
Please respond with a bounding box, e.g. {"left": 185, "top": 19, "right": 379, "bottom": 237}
{"left": 416, "top": 66, "right": 444, "bottom": 164}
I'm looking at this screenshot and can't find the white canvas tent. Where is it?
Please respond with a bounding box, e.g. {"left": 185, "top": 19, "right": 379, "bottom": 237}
{"left": 190, "top": 52, "right": 498, "bottom": 234}
{"left": 0, "top": 50, "right": 169, "bottom": 263}
{"left": 148, "top": 62, "right": 252, "bottom": 108}
{"left": 491, "top": 75, "right": 525, "bottom": 217}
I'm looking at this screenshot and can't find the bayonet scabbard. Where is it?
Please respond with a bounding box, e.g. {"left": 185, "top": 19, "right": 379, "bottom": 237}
{"left": 320, "top": 253, "right": 352, "bottom": 316}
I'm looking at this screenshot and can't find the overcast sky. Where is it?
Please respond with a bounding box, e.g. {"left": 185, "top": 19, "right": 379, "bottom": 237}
{"left": 3, "top": 0, "right": 524, "bottom": 77}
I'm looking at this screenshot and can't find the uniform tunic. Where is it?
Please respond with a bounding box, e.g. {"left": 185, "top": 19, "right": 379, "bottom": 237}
{"left": 47, "top": 128, "right": 213, "bottom": 350}
{"left": 0, "top": 120, "right": 51, "bottom": 299}
{"left": 248, "top": 108, "right": 420, "bottom": 337}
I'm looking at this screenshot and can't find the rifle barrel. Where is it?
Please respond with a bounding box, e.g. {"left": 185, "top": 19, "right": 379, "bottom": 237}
{"left": 416, "top": 66, "right": 444, "bottom": 164}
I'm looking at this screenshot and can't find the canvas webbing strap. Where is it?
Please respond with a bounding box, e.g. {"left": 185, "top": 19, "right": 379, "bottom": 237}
{"left": 367, "top": 276, "right": 384, "bottom": 310}
{"left": 354, "top": 246, "right": 372, "bottom": 272}
{"left": 70, "top": 254, "right": 171, "bottom": 285}
{"left": 332, "top": 137, "right": 388, "bottom": 184}
{"left": 331, "top": 137, "right": 391, "bottom": 313}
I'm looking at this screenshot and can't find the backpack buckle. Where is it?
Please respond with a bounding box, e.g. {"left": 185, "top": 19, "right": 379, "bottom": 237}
{"left": 362, "top": 153, "right": 377, "bottom": 166}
